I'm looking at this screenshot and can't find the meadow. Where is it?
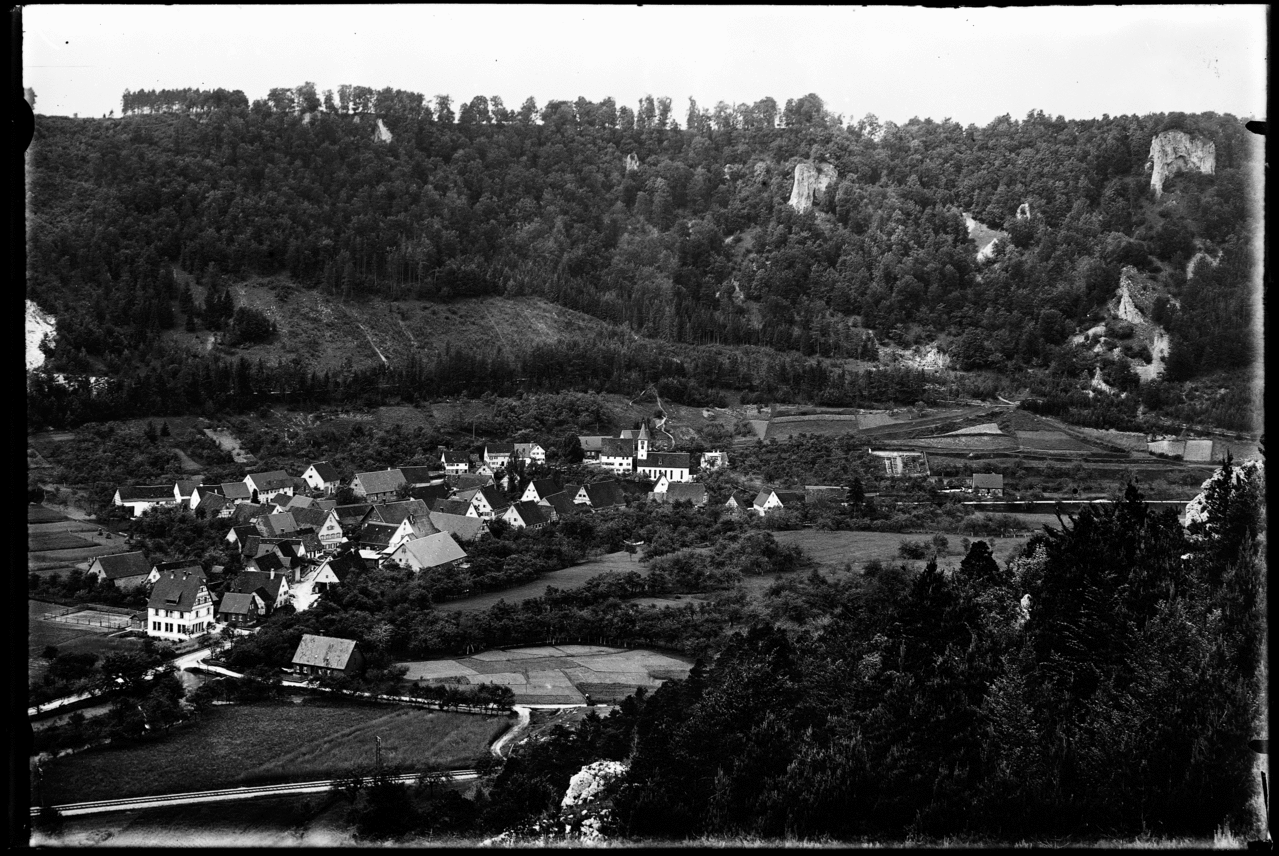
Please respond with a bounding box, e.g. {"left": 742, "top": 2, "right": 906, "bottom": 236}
{"left": 437, "top": 550, "right": 649, "bottom": 613}
{"left": 37, "top": 698, "right": 511, "bottom": 804}
{"left": 768, "top": 529, "right": 1030, "bottom": 576}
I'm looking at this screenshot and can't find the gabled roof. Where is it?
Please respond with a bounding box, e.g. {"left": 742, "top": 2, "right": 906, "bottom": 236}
{"left": 291, "top": 505, "right": 331, "bottom": 529}
{"left": 245, "top": 471, "right": 292, "bottom": 492}
{"left": 315, "top": 499, "right": 337, "bottom": 513}
{"left": 408, "top": 483, "right": 451, "bottom": 504}
{"left": 506, "top": 500, "right": 551, "bottom": 527}
{"left": 335, "top": 503, "right": 373, "bottom": 526}
{"left": 217, "top": 591, "right": 260, "bottom": 616}
{"left": 284, "top": 494, "right": 316, "bottom": 510}
{"left": 524, "top": 479, "right": 560, "bottom": 501}
{"left": 174, "top": 479, "right": 200, "bottom": 498}
{"left": 640, "top": 451, "right": 691, "bottom": 469}
{"left": 577, "top": 436, "right": 608, "bottom": 452}
{"left": 91, "top": 551, "right": 151, "bottom": 580}
{"left": 583, "top": 481, "right": 626, "bottom": 508}
{"left": 372, "top": 499, "right": 431, "bottom": 526}
{"left": 448, "top": 473, "right": 494, "bottom": 490}
{"left": 600, "top": 437, "right": 636, "bottom": 458}
{"left": 220, "top": 482, "right": 253, "bottom": 501}
{"left": 249, "top": 552, "right": 286, "bottom": 574}
{"left": 359, "top": 521, "right": 400, "bottom": 548}
{"left": 196, "top": 492, "right": 230, "bottom": 513}
{"left": 753, "top": 490, "right": 772, "bottom": 508}
{"left": 152, "top": 560, "right": 205, "bottom": 579}
{"left": 474, "top": 486, "right": 507, "bottom": 510}
{"left": 307, "top": 462, "right": 341, "bottom": 482}
{"left": 230, "top": 524, "right": 258, "bottom": 544}
{"left": 773, "top": 490, "right": 806, "bottom": 505}
{"left": 229, "top": 571, "right": 288, "bottom": 602}
{"left": 428, "top": 511, "right": 485, "bottom": 543}
{"left": 392, "top": 532, "right": 467, "bottom": 569}
{"left": 148, "top": 571, "right": 206, "bottom": 612}
{"left": 319, "top": 550, "right": 367, "bottom": 581}
{"left": 116, "top": 485, "right": 176, "bottom": 503}
{"left": 513, "top": 443, "right": 544, "bottom": 455}
{"left": 292, "top": 634, "right": 360, "bottom": 670}
{"left": 726, "top": 490, "right": 754, "bottom": 508}
{"left": 972, "top": 473, "right": 1004, "bottom": 488}
{"left": 441, "top": 451, "right": 471, "bottom": 465}
{"left": 432, "top": 499, "right": 473, "bottom": 516}
{"left": 661, "top": 483, "right": 707, "bottom": 504}
{"left": 354, "top": 468, "right": 407, "bottom": 496}
{"left": 257, "top": 512, "right": 299, "bottom": 538}
{"left": 539, "top": 491, "right": 580, "bottom": 518}
{"left": 230, "top": 503, "right": 263, "bottom": 525}
{"left": 485, "top": 443, "right": 514, "bottom": 455}
{"left": 397, "top": 465, "right": 438, "bottom": 486}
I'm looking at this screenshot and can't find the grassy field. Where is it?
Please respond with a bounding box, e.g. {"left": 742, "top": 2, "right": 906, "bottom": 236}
{"left": 769, "top": 530, "right": 1031, "bottom": 576}
{"left": 38, "top": 698, "right": 511, "bottom": 804}
{"left": 28, "top": 532, "right": 100, "bottom": 552}
{"left": 28, "top": 505, "right": 67, "bottom": 524}
{"left": 436, "top": 551, "right": 649, "bottom": 613}
{"left": 397, "top": 645, "right": 694, "bottom": 706}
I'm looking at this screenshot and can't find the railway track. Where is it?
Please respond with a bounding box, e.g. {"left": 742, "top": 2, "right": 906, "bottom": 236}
{"left": 30, "top": 769, "right": 480, "bottom": 817}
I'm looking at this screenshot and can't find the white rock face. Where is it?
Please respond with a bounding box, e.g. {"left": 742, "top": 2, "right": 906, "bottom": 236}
{"left": 788, "top": 162, "right": 838, "bottom": 213}
{"left": 1184, "top": 459, "right": 1264, "bottom": 530}
{"left": 1016, "top": 201, "right": 1031, "bottom": 220}
{"left": 26, "top": 299, "right": 56, "bottom": 371}
{"left": 625, "top": 153, "right": 640, "bottom": 172}
{"left": 1148, "top": 130, "right": 1215, "bottom": 198}
{"left": 373, "top": 118, "right": 392, "bottom": 143}
{"left": 562, "top": 760, "right": 628, "bottom": 808}
{"left": 1186, "top": 248, "right": 1222, "bottom": 280}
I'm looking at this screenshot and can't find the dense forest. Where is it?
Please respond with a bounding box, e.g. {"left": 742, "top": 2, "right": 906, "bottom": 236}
{"left": 26, "top": 85, "right": 1259, "bottom": 432}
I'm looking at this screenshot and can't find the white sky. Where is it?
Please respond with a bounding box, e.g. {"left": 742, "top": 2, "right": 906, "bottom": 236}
{"left": 22, "top": 5, "right": 1268, "bottom": 126}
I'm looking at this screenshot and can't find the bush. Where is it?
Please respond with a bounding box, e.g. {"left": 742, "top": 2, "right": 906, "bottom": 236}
{"left": 898, "top": 539, "right": 929, "bottom": 560}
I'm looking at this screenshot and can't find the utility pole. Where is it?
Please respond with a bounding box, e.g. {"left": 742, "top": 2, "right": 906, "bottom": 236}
{"left": 374, "top": 735, "right": 383, "bottom": 773}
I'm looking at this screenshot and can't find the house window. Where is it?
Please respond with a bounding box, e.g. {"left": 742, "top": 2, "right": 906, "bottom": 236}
{"left": 152, "top": 621, "right": 160, "bottom": 631}
{"left": 165, "top": 622, "right": 173, "bottom": 633}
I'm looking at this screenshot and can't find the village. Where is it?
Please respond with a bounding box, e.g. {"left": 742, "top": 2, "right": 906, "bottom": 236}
{"left": 85, "top": 418, "right": 1027, "bottom": 676}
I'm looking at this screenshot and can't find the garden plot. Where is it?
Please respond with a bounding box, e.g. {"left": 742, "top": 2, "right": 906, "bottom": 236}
{"left": 1014, "top": 431, "right": 1104, "bottom": 452}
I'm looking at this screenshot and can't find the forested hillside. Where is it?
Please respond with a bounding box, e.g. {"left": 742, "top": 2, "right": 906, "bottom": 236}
{"left": 26, "top": 86, "right": 1259, "bottom": 431}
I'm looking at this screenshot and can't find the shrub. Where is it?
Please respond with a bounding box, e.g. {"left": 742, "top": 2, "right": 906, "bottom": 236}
{"left": 898, "top": 539, "right": 929, "bottom": 560}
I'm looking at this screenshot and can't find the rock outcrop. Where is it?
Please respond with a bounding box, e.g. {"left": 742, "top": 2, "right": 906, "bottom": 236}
{"left": 787, "top": 162, "right": 838, "bottom": 213}
{"left": 1186, "top": 248, "right": 1222, "bottom": 280}
{"left": 1183, "top": 458, "right": 1264, "bottom": 531}
{"left": 624, "top": 153, "right": 639, "bottom": 173}
{"left": 26, "top": 299, "right": 55, "bottom": 371}
{"left": 1147, "top": 130, "right": 1215, "bottom": 198}
{"left": 372, "top": 118, "right": 393, "bottom": 143}
{"left": 1016, "top": 201, "right": 1031, "bottom": 220}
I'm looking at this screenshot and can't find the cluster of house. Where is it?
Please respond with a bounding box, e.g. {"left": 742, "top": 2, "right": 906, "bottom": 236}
{"left": 103, "top": 435, "right": 728, "bottom": 642}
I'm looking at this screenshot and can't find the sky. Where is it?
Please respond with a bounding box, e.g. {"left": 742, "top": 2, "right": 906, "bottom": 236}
{"left": 21, "top": 5, "right": 1268, "bottom": 126}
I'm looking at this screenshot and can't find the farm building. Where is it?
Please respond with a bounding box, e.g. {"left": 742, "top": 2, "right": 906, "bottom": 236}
{"left": 502, "top": 500, "right": 552, "bottom": 530}
{"left": 386, "top": 532, "right": 468, "bottom": 572}
{"left": 113, "top": 485, "right": 179, "bottom": 517}
{"left": 484, "top": 443, "right": 515, "bottom": 469}
{"left": 440, "top": 451, "right": 472, "bottom": 475}
{"left": 350, "top": 469, "right": 408, "bottom": 502}
{"left": 87, "top": 551, "right": 152, "bottom": 589}
{"left": 654, "top": 482, "right": 708, "bottom": 506}
{"left": 754, "top": 489, "right": 805, "bottom": 517}
{"left": 429, "top": 510, "right": 486, "bottom": 543}
{"left": 538, "top": 491, "right": 581, "bottom": 521}
{"left": 514, "top": 443, "right": 547, "bottom": 465}
{"left": 970, "top": 473, "right": 1005, "bottom": 497}
{"left": 243, "top": 471, "right": 294, "bottom": 502}
{"left": 292, "top": 634, "right": 365, "bottom": 678}
{"left": 520, "top": 478, "right": 561, "bottom": 504}
{"left": 574, "top": 480, "right": 627, "bottom": 510}
{"left": 577, "top": 436, "right": 608, "bottom": 461}
{"left": 397, "top": 465, "right": 439, "bottom": 487}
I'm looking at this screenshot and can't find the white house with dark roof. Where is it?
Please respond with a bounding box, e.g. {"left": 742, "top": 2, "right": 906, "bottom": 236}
{"left": 441, "top": 451, "right": 471, "bottom": 475}
{"left": 113, "top": 486, "right": 179, "bottom": 517}
{"left": 484, "top": 443, "right": 514, "bottom": 469}
{"left": 599, "top": 438, "right": 637, "bottom": 476}
{"left": 87, "top": 551, "right": 152, "bottom": 589}
{"left": 351, "top": 468, "right": 407, "bottom": 502}
{"left": 428, "top": 511, "right": 485, "bottom": 543}
{"left": 520, "top": 478, "right": 561, "bottom": 504}
{"left": 302, "top": 462, "right": 342, "bottom": 494}
{"left": 216, "top": 591, "right": 263, "bottom": 627}
{"left": 753, "top": 489, "right": 806, "bottom": 517}
{"left": 461, "top": 486, "right": 508, "bottom": 522}
{"left": 147, "top": 570, "right": 214, "bottom": 641}
{"left": 243, "top": 471, "right": 294, "bottom": 503}
{"left": 501, "top": 501, "right": 551, "bottom": 531}
{"left": 513, "top": 443, "right": 546, "bottom": 465}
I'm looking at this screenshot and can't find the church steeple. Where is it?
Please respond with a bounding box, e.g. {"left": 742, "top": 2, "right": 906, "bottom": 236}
{"left": 637, "top": 422, "right": 650, "bottom": 460}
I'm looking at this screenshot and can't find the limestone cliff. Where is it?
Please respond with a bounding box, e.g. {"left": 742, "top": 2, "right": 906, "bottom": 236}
{"left": 373, "top": 118, "right": 393, "bottom": 143}
{"left": 624, "top": 153, "right": 639, "bottom": 172}
{"left": 1016, "top": 201, "right": 1031, "bottom": 220}
{"left": 26, "top": 299, "right": 55, "bottom": 371}
{"left": 1147, "top": 130, "right": 1215, "bottom": 198}
{"left": 787, "top": 162, "right": 838, "bottom": 213}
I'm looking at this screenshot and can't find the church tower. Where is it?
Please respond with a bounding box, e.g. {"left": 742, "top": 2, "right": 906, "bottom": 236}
{"left": 636, "top": 422, "right": 650, "bottom": 460}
